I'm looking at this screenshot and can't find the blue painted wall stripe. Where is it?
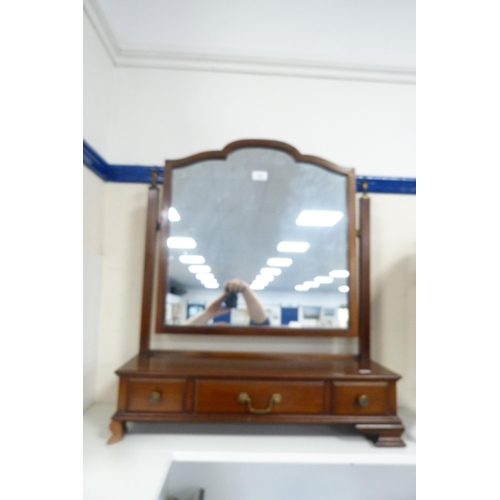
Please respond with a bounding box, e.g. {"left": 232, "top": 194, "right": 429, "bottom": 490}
{"left": 83, "top": 140, "right": 415, "bottom": 194}
{"left": 355, "top": 176, "right": 416, "bottom": 195}
{"left": 83, "top": 140, "right": 110, "bottom": 180}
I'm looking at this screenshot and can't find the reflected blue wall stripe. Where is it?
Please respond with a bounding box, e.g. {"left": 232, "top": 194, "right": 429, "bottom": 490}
{"left": 83, "top": 140, "right": 415, "bottom": 194}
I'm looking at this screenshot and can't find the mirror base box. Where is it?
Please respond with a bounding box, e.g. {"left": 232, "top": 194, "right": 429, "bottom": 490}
{"left": 108, "top": 351, "right": 405, "bottom": 446}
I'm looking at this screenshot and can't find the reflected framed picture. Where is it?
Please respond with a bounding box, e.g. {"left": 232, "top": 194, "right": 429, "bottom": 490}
{"left": 322, "top": 307, "right": 336, "bottom": 318}
{"left": 302, "top": 306, "right": 321, "bottom": 320}
{"left": 264, "top": 305, "right": 281, "bottom": 326}
{"left": 187, "top": 304, "right": 205, "bottom": 319}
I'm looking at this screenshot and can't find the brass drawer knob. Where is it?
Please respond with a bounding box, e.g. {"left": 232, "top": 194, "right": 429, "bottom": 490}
{"left": 357, "top": 394, "right": 370, "bottom": 407}
{"left": 150, "top": 390, "right": 162, "bottom": 403}
{"left": 237, "top": 392, "right": 282, "bottom": 414}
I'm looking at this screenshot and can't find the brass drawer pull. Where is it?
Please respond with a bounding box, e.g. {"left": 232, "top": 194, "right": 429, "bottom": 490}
{"left": 237, "top": 392, "right": 282, "bottom": 414}
{"left": 357, "top": 394, "right": 370, "bottom": 407}
{"left": 150, "top": 390, "right": 162, "bottom": 403}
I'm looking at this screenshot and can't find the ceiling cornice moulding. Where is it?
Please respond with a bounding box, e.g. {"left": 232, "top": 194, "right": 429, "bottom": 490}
{"left": 84, "top": 1, "right": 415, "bottom": 85}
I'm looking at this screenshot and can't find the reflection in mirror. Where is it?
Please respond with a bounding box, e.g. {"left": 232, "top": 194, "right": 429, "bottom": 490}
{"left": 164, "top": 147, "right": 351, "bottom": 329}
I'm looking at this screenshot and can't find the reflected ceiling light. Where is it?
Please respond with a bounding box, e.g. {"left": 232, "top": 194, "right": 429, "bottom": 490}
{"left": 250, "top": 283, "right": 266, "bottom": 290}
{"left": 339, "top": 286, "right": 350, "bottom": 293}
{"left": 196, "top": 273, "right": 214, "bottom": 280}
{"left": 296, "top": 210, "right": 343, "bottom": 227}
{"left": 204, "top": 283, "right": 219, "bottom": 289}
{"left": 329, "top": 270, "right": 350, "bottom": 278}
{"left": 167, "top": 237, "right": 196, "bottom": 249}
{"left": 203, "top": 280, "right": 218, "bottom": 286}
{"left": 255, "top": 274, "right": 274, "bottom": 282}
{"left": 314, "top": 276, "right": 334, "bottom": 284}
{"left": 260, "top": 268, "right": 281, "bottom": 276}
{"left": 304, "top": 281, "right": 320, "bottom": 288}
{"left": 277, "top": 241, "right": 310, "bottom": 253}
{"left": 179, "top": 255, "right": 205, "bottom": 264}
{"left": 295, "top": 285, "right": 309, "bottom": 291}
{"left": 201, "top": 280, "right": 218, "bottom": 287}
{"left": 267, "top": 258, "right": 293, "bottom": 267}
{"left": 188, "top": 265, "right": 211, "bottom": 273}
{"left": 168, "top": 207, "right": 180, "bottom": 221}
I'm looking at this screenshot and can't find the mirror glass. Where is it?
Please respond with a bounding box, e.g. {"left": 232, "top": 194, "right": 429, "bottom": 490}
{"left": 163, "top": 147, "right": 351, "bottom": 330}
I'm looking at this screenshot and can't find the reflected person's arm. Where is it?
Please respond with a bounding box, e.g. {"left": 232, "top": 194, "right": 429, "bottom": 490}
{"left": 183, "top": 292, "right": 229, "bottom": 325}
{"left": 224, "top": 279, "right": 268, "bottom": 325}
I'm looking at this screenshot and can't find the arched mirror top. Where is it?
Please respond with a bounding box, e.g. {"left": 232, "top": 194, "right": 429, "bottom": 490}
{"left": 156, "top": 139, "right": 358, "bottom": 337}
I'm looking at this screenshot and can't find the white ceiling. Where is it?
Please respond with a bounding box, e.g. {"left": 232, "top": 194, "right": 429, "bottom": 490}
{"left": 85, "top": 0, "right": 416, "bottom": 83}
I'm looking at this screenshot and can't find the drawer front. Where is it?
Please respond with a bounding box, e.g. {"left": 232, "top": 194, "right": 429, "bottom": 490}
{"left": 195, "top": 380, "right": 324, "bottom": 414}
{"left": 332, "top": 381, "right": 390, "bottom": 415}
{"left": 127, "top": 378, "right": 186, "bottom": 413}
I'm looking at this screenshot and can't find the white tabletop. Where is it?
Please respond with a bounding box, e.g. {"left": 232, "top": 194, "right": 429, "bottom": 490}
{"left": 84, "top": 403, "right": 416, "bottom": 500}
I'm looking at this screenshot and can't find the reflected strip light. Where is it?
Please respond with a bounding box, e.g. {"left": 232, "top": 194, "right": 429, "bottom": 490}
{"left": 167, "top": 237, "right": 196, "bottom": 249}
{"left": 277, "top": 241, "right": 310, "bottom": 252}
{"left": 179, "top": 255, "right": 205, "bottom": 264}
{"left": 255, "top": 274, "right": 274, "bottom": 282}
{"left": 196, "top": 273, "right": 214, "bottom": 280}
{"left": 188, "top": 265, "right": 211, "bottom": 273}
{"left": 339, "top": 286, "right": 350, "bottom": 293}
{"left": 204, "top": 283, "right": 219, "bottom": 289}
{"left": 201, "top": 279, "right": 218, "bottom": 286}
{"left": 260, "top": 268, "right": 281, "bottom": 276}
{"left": 267, "top": 258, "right": 293, "bottom": 267}
{"left": 304, "top": 281, "right": 320, "bottom": 288}
{"left": 329, "top": 270, "right": 350, "bottom": 278}
{"left": 168, "top": 207, "right": 180, "bottom": 221}
{"left": 295, "top": 285, "right": 309, "bottom": 291}
{"left": 250, "top": 283, "right": 266, "bottom": 290}
{"left": 314, "top": 276, "right": 333, "bottom": 284}
{"left": 202, "top": 278, "right": 218, "bottom": 285}
{"left": 296, "top": 210, "right": 343, "bottom": 227}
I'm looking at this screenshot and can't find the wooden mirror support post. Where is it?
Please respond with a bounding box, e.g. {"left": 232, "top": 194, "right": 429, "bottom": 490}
{"left": 353, "top": 182, "right": 405, "bottom": 446}
{"left": 139, "top": 169, "right": 159, "bottom": 356}
{"left": 358, "top": 182, "right": 371, "bottom": 364}
{"left": 107, "top": 143, "right": 405, "bottom": 447}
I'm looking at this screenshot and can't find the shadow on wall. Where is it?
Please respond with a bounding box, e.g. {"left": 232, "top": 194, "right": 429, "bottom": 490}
{"left": 371, "top": 253, "right": 416, "bottom": 412}
{"left": 120, "top": 199, "right": 148, "bottom": 357}
{"left": 98, "top": 193, "right": 149, "bottom": 404}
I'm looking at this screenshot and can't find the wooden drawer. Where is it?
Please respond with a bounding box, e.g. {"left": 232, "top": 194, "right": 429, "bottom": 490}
{"left": 195, "top": 380, "right": 324, "bottom": 414}
{"left": 332, "top": 381, "right": 391, "bottom": 415}
{"left": 127, "top": 378, "right": 186, "bottom": 413}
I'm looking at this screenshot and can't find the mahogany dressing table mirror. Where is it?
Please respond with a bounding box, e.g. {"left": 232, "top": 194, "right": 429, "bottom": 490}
{"left": 108, "top": 140, "right": 405, "bottom": 446}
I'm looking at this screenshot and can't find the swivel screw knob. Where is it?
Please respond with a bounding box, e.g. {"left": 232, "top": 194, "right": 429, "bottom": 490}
{"left": 150, "top": 391, "right": 162, "bottom": 403}
{"left": 357, "top": 394, "right": 370, "bottom": 407}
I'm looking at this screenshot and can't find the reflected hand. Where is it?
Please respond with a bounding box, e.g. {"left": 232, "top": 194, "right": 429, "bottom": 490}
{"left": 205, "top": 292, "right": 230, "bottom": 319}
{"left": 224, "top": 278, "right": 267, "bottom": 325}
{"left": 223, "top": 279, "right": 249, "bottom": 294}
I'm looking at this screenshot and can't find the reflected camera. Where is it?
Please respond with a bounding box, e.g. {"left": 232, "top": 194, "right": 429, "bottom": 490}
{"left": 222, "top": 292, "right": 238, "bottom": 309}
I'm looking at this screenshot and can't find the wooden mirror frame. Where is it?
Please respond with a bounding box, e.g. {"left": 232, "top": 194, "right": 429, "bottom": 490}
{"left": 154, "top": 139, "right": 359, "bottom": 337}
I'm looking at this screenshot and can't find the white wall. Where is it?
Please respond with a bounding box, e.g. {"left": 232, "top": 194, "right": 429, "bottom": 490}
{"left": 83, "top": 10, "right": 115, "bottom": 156}
{"left": 83, "top": 168, "right": 105, "bottom": 410}
{"left": 94, "top": 183, "right": 149, "bottom": 403}
{"left": 106, "top": 67, "right": 415, "bottom": 178}
{"left": 370, "top": 193, "right": 416, "bottom": 411}
{"left": 83, "top": 10, "right": 415, "bottom": 412}
{"left": 83, "top": 10, "right": 114, "bottom": 410}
